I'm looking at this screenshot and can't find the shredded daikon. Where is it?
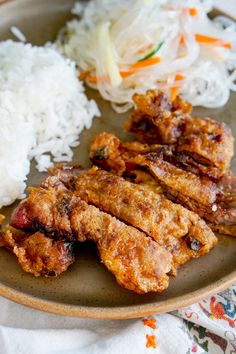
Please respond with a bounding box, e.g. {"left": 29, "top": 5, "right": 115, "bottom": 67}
{"left": 58, "top": 0, "right": 236, "bottom": 112}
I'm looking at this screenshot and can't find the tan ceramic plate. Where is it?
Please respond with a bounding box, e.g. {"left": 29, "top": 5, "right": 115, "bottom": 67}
{"left": 0, "top": 0, "right": 235, "bottom": 319}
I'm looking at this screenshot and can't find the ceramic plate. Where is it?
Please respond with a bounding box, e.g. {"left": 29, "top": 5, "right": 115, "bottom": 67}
{"left": 0, "top": 0, "right": 235, "bottom": 319}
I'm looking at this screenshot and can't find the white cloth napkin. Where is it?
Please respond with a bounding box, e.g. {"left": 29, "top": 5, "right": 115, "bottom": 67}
{"left": 0, "top": 284, "right": 235, "bottom": 354}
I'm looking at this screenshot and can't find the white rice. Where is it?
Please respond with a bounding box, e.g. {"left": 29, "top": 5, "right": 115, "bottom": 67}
{"left": 0, "top": 40, "right": 100, "bottom": 208}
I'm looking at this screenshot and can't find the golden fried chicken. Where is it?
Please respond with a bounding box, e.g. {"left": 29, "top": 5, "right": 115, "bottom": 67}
{"left": 134, "top": 154, "right": 218, "bottom": 207}
{"left": 10, "top": 176, "right": 81, "bottom": 241}
{"left": 89, "top": 132, "right": 236, "bottom": 236}
{"left": 52, "top": 166, "right": 217, "bottom": 271}
{"left": 90, "top": 132, "right": 221, "bottom": 181}
{"left": 126, "top": 90, "right": 234, "bottom": 176}
{"left": 70, "top": 198, "right": 172, "bottom": 294}
{"left": 0, "top": 227, "right": 74, "bottom": 277}
{"left": 9, "top": 177, "right": 173, "bottom": 294}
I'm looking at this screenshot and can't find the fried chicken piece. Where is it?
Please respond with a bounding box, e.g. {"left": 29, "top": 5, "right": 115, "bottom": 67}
{"left": 90, "top": 133, "right": 218, "bottom": 208}
{"left": 89, "top": 132, "right": 236, "bottom": 234}
{"left": 209, "top": 224, "right": 236, "bottom": 237}
{"left": 126, "top": 90, "right": 234, "bottom": 175}
{"left": 53, "top": 166, "right": 217, "bottom": 270}
{"left": 10, "top": 178, "right": 172, "bottom": 294}
{"left": 134, "top": 154, "right": 219, "bottom": 207}
{"left": 123, "top": 141, "right": 222, "bottom": 181}
{"left": 0, "top": 227, "right": 74, "bottom": 277}
{"left": 134, "top": 155, "right": 236, "bottom": 227}
{"left": 90, "top": 133, "right": 219, "bottom": 206}
{"left": 89, "top": 132, "right": 127, "bottom": 174}
{"left": 90, "top": 132, "right": 222, "bottom": 181}
{"left": 70, "top": 199, "right": 172, "bottom": 294}
{"left": 90, "top": 132, "right": 129, "bottom": 176}
{"left": 10, "top": 176, "right": 80, "bottom": 241}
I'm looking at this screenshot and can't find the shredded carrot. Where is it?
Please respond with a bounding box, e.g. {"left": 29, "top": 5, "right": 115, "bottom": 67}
{"left": 131, "top": 56, "right": 161, "bottom": 69}
{"left": 195, "top": 34, "right": 232, "bottom": 49}
{"left": 143, "top": 318, "right": 157, "bottom": 329}
{"left": 120, "top": 71, "right": 134, "bottom": 79}
{"left": 189, "top": 7, "right": 198, "bottom": 16}
{"left": 180, "top": 33, "right": 232, "bottom": 49}
{"left": 146, "top": 334, "right": 157, "bottom": 349}
{"left": 170, "top": 74, "right": 185, "bottom": 101}
{"left": 120, "top": 57, "right": 161, "bottom": 77}
{"left": 180, "top": 35, "right": 185, "bottom": 45}
{"left": 88, "top": 72, "right": 132, "bottom": 83}
{"left": 87, "top": 75, "right": 98, "bottom": 83}
{"left": 87, "top": 56, "right": 161, "bottom": 83}
{"left": 175, "top": 74, "right": 185, "bottom": 81}
{"left": 120, "top": 58, "right": 161, "bottom": 78}
{"left": 170, "top": 86, "right": 179, "bottom": 101}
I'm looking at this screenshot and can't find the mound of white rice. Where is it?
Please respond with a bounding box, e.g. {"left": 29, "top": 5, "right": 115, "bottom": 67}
{"left": 0, "top": 40, "right": 100, "bottom": 208}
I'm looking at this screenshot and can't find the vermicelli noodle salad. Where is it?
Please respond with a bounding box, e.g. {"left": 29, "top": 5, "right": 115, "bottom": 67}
{"left": 59, "top": 0, "right": 236, "bottom": 112}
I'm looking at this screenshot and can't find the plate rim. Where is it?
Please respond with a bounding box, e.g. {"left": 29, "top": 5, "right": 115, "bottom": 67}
{"left": 0, "top": 269, "right": 235, "bottom": 319}
{"left": 0, "top": 0, "right": 235, "bottom": 319}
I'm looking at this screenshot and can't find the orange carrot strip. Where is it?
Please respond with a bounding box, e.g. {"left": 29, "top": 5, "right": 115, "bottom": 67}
{"left": 180, "top": 35, "right": 185, "bottom": 45}
{"left": 146, "top": 335, "right": 157, "bottom": 349}
{"left": 170, "top": 86, "right": 179, "bottom": 101}
{"left": 175, "top": 74, "right": 185, "bottom": 81}
{"left": 170, "top": 74, "right": 185, "bottom": 101}
{"left": 87, "top": 56, "right": 161, "bottom": 83}
{"left": 120, "top": 71, "right": 134, "bottom": 79}
{"left": 131, "top": 56, "right": 161, "bottom": 69}
{"left": 87, "top": 75, "right": 111, "bottom": 83}
{"left": 195, "top": 34, "right": 232, "bottom": 49}
{"left": 143, "top": 318, "right": 157, "bottom": 329}
{"left": 189, "top": 8, "right": 198, "bottom": 16}
{"left": 87, "top": 75, "right": 98, "bottom": 83}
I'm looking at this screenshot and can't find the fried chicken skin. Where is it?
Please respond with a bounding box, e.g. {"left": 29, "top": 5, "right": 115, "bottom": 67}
{"left": 126, "top": 90, "right": 234, "bottom": 175}
{"left": 0, "top": 227, "right": 74, "bottom": 277}
{"left": 90, "top": 133, "right": 218, "bottom": 206}
{"left": 134, "top": 154, "right": 218, "bottom": 207}
{"left": 52, "top": 166, "right": 217, "bottom": 270}
{"left": 89, "top": 132, "right": 236, "bottom": 235}
{"left": 70, "top": 199, "right": 172, "bottom": 294}
{"left": 9, "top": 177, "right": 172, "bottom": 294}
{"left": 90, "top": 132, "right": 221, "bottom": 181}
{"left": 10, "top": 177, "right": 80, "bottom": 241}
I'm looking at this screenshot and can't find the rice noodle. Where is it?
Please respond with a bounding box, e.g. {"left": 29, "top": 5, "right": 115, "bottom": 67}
{"left": 58, "top": 0, "right": 236, "bottom": 112}
{"left": 10, "top": 26, "right": 26, "bottom": 42}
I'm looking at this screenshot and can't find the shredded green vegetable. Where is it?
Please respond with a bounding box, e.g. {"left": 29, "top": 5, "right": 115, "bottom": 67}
{"left": 138, "top": 41, "right": 164, "bottom": 62}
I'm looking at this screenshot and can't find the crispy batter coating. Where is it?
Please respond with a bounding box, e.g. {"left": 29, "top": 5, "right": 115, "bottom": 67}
{"left": 89, "top": 132, "right": 236, "bottom": 235}
{"left": 123, "top": 141, "right": 222, "bottom": 181}
{"left": 90, "top": 132, "right": 222, "bottom": 181}
{"left": 59, "top": 167, "right": 217, "bottom": 270}
{"left": 134, "top": 154, "right": 218, "bottom": 207}
{"left": 91, "top": 133, "right": 219, "bottom": 207}
{"left": 209, "top": 224, "right": 236, "bottom": 237}
{"left": 10, "top": 177, "right": 80, "bottom": 241}
{"left": 134, "top": 156, "right": 236, "bottom": 227}
{"left": 90, "top": 132, "right": 127, "bottom": 175}
{"left": 126, "top": 90, "right": 234, "bottom": 174}
{"left": 10, "top": 179, "right": 172, "bottom": 293}
{"left": 0, "top": 227, "right": 74, "bottom": 277}
{"left": 70, "top": 199, "right": 172, "bottom": 294}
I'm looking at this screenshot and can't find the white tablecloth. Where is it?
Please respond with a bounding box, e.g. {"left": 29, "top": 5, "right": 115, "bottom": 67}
{"left": 1, "top": 1, "right": 236, "bottom": 353}
{"left": 0, "top": 285, "right": 235, "bottom": 354}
